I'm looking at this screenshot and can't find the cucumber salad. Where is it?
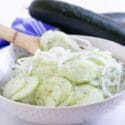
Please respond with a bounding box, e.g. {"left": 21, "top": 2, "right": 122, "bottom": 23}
{"left": 2, "top": 30, "right": 125, "bottom": 106}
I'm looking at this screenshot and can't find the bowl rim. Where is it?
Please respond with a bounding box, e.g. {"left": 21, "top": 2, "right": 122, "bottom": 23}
{"left": 0, "top": 91, "right": 124, "bottom": 110}
{"left": 0, "top": 35, "right": 125, "bottom": 110}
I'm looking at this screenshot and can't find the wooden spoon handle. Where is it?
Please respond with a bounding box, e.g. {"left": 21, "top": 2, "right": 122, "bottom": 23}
{"left": 0, "top": 24, "right": 40, "bottom": 54}
{"left": 0, "top": 24, "right": 16, "bottom": 42}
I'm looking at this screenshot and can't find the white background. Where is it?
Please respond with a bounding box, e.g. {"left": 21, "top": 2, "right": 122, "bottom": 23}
{"left": 0, "top": 0, "right": 125, "bottom": 125}
{"left": 0, "top": 0, "right": 125, "bottom": 25}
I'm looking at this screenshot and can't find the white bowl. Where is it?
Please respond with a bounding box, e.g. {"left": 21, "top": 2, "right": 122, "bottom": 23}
{"left": 0, "top": 35, "right": 125, "bottom": 125}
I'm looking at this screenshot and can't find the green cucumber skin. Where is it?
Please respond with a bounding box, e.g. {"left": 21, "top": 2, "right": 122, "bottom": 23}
{"left": 29, "top": 0, "right": 125, "bottom": 44}
{"left": 103, "top": 13, "right": 125, "bottom": 27}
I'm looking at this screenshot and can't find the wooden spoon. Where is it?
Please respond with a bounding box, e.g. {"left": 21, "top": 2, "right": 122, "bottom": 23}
{"left": 0, "top": 24, "right": 40, "bottom": 54}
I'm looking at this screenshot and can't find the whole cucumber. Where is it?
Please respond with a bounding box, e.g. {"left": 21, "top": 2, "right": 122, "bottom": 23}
{"left": 29, "top": 0, "right": 125, "bottom": 45}
{"left": 103, "top": 13, "right": 125, "bottom": 27}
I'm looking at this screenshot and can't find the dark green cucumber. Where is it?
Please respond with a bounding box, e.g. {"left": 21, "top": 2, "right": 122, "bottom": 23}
{"left": 103, "top": 13, "right": 125, "bottom": 27}
{"left": 29, "top": 0, "right": 125, "bottom": 44}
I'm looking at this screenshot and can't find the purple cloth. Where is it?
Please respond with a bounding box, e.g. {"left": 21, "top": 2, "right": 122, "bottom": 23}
{"left": 0, "top": 18, "right": 55, "bottom": 48}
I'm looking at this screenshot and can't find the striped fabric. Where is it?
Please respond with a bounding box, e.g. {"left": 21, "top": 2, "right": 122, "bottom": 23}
{"left": 0, "top": 17, "right": 55, "bottom": 48}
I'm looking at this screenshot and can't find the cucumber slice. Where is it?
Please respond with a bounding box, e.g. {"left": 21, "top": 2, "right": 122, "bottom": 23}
{"left": 11, "top": 76, "right": 39, "bottom": 100}
{"left": 31, "top": 50, "right": 59, "bottom": 81}
{"left": 72, "top": 84, "right": 104, "bottom": 106}
{"left": 32, "top": 63, "right": 58, "bottom": 82}
{"left": 34, "top": 84, "right": 44, "bottom": 105}
{"left": 59, "top": 89, "right": 75, "bottom": 106}
{"left": 19, "top": 93, "right": 36, "bottom": 105}
{"left": 57, "top": 78, "right": 72, "bottom": 104}
{"left": 89, "top": 79, "right": 100, "bottom": 86}
{"left": 2, "top": 77, "right": 26, "bottom": 98}
{"left": 34, "top": 77, "right": 72, "bottom": 106}
{"left": 59, "top": 57, "right": 100, "bottom": 84}
{"left": 89, "top": 49, "right": 113, "bottom": 64}
{"left": 34, "top": 82, "right": 62, "bottom": 106}
{"left": 40, "top": 30, "right": 80, "bottom": 51}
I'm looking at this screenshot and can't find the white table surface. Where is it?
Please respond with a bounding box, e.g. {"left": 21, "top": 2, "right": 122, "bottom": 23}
{"left": 0, "top": 0, "right": 125, "bottom": 124}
